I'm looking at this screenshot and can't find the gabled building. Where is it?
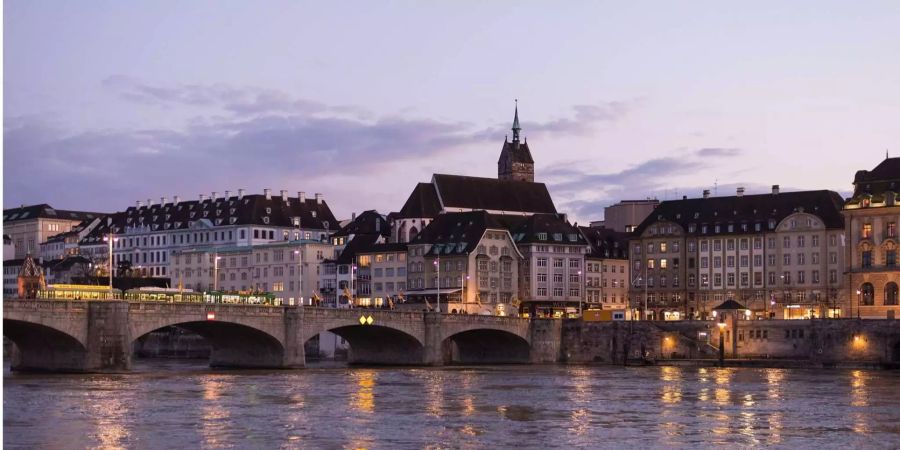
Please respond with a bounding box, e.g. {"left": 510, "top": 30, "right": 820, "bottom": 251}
{"left": 405, "top": 211, "right": 523, "bottom": 315}
{"left": 320, "top": 211, "right": 389, "bottom": 307}
{"left": 842, "top": 156, "right": 900, "bottom": 318}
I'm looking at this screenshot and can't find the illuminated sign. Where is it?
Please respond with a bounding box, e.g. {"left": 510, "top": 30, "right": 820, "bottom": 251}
{"left": 359, "top": 315, "right": 374, "bottom": 325}
{"left": 207, "top": 312, "right": 216, "bottom": 321}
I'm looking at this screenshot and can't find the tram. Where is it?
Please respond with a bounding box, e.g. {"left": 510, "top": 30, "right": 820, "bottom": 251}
{"left": 203, "top": 291, "right": 281, "bottom": 306}
{"left": 123, "top": 287, "right": 204, "bottom": 303}
{"left": 37, "top": 284, "right": 121, "bottom": 300}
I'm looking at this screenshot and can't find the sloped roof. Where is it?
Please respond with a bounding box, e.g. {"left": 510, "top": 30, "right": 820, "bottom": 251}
{"left": 396, "top": 183, "right": 442, "bottom": 219}
{"left": 432, "top": 174, "right": 556, "bottom": 214}
{"left": 358, "top": 243, "right": 408, "bottom": 255}
{"left": 79, "top": 194, "right": 337, "bottom": 245}
{"left": 579, "top": 226, "right": 629, "bottom": 259}
{"left": 498, "top": 139, "right": 534, "bottom": 164}
{"left": 3, "top": 204, "right": 104, "bottom": 223}
{"left": 411, "top": 211, "right": 506, "bottom": 256}
{"left": 633, "top": 190, "right": 845, "bottom": 237}
{"left": 848, "top": 157, "right": 900, "bottom": 204}
{"left": 505, "top": 214, "right": 586, "bottom": 246}
{"left": 332, "top": 210, "right": 389, "bottom": 238}
{"left": 714, "top": 299, "right": 748, "bottom": 310}
{"left": 335, "top": 233, "right": 381, "bottom": 265}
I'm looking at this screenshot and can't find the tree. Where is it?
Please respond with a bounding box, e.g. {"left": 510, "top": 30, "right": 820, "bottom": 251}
{"left": 117, "top": 260, "right": 133, "bottom": 277}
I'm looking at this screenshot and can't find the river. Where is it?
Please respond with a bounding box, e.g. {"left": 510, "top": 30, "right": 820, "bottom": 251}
{"left": 4, "top": 360, "right": 900, "bottom": 449}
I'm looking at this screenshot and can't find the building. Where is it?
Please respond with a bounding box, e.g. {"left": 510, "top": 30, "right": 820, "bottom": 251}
{"left": 405, "top": 211, "right": 522, "bottom": 315}
{"left": 355, "top": 243, "right": 408, "bottom": 308}
{"left": 317, "top": 210, "right": 391, "bottom": 307}
{"left": 629, "top": 186, "right": 846, "bottom": 320}
{"left": 43, "top": 255, "right": 94, "bottom": 285}
{"left": 579, "top": 226, "right": 630, "bottom": 311}
{"left": 3, "top": 258, "right": 25, "bottom": 298}
{"left": 39, "top": 218, "right": 102, "bottom": 261}
{"left": 170, "top": 239, "right": 332, "bottom": 305}
{"left": 603, "top": 199, "right": 660, "bottom": 233}
{"left": 79, "top": 189, "right": 337, "bottom": 279}
{"left": 842, "top": 156, "right": 900, "bottom": 318}
{"left": 17, "top": 254, "right": 46, "bottom": 299}
{"left": 3, "top": 234, "right": 13, "bottom": 261}
{"left": 3, "top": 204, "right": 103, "bottom": 259}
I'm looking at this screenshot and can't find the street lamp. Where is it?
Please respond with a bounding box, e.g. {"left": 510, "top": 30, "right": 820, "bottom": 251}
{"left": 213, "top": 254, "right": 222, "bottom": 292}
{"left": 433, "top": 257, "right": 441, "bottom": 313}
{"left": 855, "top": 289, "right": 861, "bottom": 319}
{"left": 351, "top": 264, "right": 357, "bottom": 308}
{"left": 717, "top": 318, "right": 726, "bottom": 367}
{"left": 463, "top": 274, "right": 470, "bottom": 314}
{"left": 294, "top": 249, "right": 302, "bottom": 306}
{"left": 102, "top": 233, "right": 118, "bottom": 290}
{"left": 577, "top": 270, "right": 583, "bottom": 316}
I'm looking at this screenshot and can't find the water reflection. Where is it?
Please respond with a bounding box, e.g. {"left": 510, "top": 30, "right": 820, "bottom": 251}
{"left": 201, "top": 376, "right": 233, "bottom": 449}
{"left": 90, "top": 379, "right": 131, "bottom": 449}
{"left": 850, "top": 370, "right": 870, "bottom": 434}
{"left": 566, "top": 367, "right": 591, "bottom": 436}
{"left": 350, "top": 370, "right": 377, "bottom": 414}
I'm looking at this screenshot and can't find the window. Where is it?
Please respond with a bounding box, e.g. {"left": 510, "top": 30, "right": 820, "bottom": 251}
{"left": 812, "top": 235, "right": 819, "bottom": 247}
{"left": 726, "top": 239, "right": 735, "bottom": 251}
{"left": 537, "top": 258, "right": 547, "bottom": 267}
{"left": 713, "top": 240, "right": 721, "bottom": 251}
{"left": 887, "top": 249, "right": 897, "bottom": 267}
{"left": 860, "top": 283, "right": 875, "bottom": 305}
{"left": 862, "top": 250, "right": 872, "bottom": 268}
{"left": 726, "top": 256, "right": 735, "bottom": 268}
{"left": 783, "top": 237, "right": 791, "bottom": 248}
{"left": 797, "top": 253, "right": 805, "bottom": 265}
{"left": 886, "top": 282, "right": 899, "bottom": 306}
{"left": 660, "top": 259, "right": 667, "bottom": 269}
{"left": 784, "top": 254, "right": 791, "bottom": 266}
{"left": 647, "top": 259, "right": 655, "bottom": 269}
{"left": 553, "top": 258, "right": 564, "bottom": 268}
{"left": 862, "top": 223, "right": 872, "bottom": 239}
{"left": 888, "top": 222, "right": 897, "bottom": 238}
{"left": 713, "top": 256, "right": 721, "bottom": 268}
{"left": 782, "top": 272, "right": 791, "bottom": 284}
{"left": 660, "top": 242, "right": 667, "bottom": 253}
{"left": 812, "top": 270, "right": 820, "bottom": 284}
{"left": 797, "top": 271, "right": 805, "bottom": 284}
{"left": 797, "top": 236, "right": 805, "bottom": 248}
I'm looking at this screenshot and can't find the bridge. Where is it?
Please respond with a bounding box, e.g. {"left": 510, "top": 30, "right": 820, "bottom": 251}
{"left": 3, "top": 300, "right": 560, "bottom": 372}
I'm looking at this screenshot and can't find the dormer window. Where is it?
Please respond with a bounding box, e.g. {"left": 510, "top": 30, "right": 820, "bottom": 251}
{"left": 229, "top": 217, "right": 237, "bottom": 224}
{"left": 230, "top": 208, "right": 236, "bottom": 215}
{"left": 312, "top": 211, "right": 317, "bottom": 218}
{"left": 203, "top": 211, "right": 209, "bottom": 217}
{"left": 190, "top": 212, "right": 196, "bottom": 218}
{"left": 263, "top": 217, "right": 270, "bottom": 224}
{"left": 216, "top": 219, "right": 223, "bottom": 225}
{"left": 537, "top": 232, "right": 547, "bottom": 240}
{"left": 265, "top": 207, "right": 272, "bottom": 214}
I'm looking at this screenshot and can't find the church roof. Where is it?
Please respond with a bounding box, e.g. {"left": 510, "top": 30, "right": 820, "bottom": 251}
{"left": 432, "top": 174, "right": 556, "bottom": 214}
{"left": 498, "top": 139, "right": 534, "bottom": 164}
{"left": 396, "top": 183, "right": 442, "bottom": 219}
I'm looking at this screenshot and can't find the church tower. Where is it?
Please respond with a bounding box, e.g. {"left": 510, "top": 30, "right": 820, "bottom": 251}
{"left": 498, "top": 101, "right": 535, "bottom": 182}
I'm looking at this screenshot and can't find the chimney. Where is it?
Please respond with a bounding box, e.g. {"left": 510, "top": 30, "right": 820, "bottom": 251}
{"left": 161, "top": 197, "right": 167, "bottom": 205}
{"left": 298, "top": 191, "right": 306, "bottom": 202}
{"left": 174, "top": 195, "right": 180, "bottom": 205}
{"left": 682, "top": 195, "right": 687, "bottom": 200}
{"left": 702, "top": 190, "right": 710, "bottom": 199}
{"left": 737, "top": 187, "right": 745, "bottom": 197}
{"left": 772, "top": 184, "right": 780, "bottom": 195}
{"left": 281, "top": 190, "right": 288, "bottom": 201}
{"left": 199, "top": 194, "right": 206, "bottom": 202}
{"left": 352, "top": 212, "right": 357, "bottom": 221}
{"left": 211, "top": 191, "right": 217, "bottom": 201}
{"left": 315, "top": 193, "right": 323, "bottom": 204}
{"left": 147, "top": 198, "right": 153, "bottom": 207}
{"left": 264, "top": 188, "right": 272, "bottom": 200}
{"left": 224, "top": 190, "right": 231, "bottom": 199}
{"left": 137, "top": 200, "right": 143, "bottom": 208}
{"left": 238, "top": 189, "right": 245, "bottom": 200}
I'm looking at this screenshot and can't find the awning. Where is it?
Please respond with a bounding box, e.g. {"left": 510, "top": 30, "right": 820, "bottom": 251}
{"left": 405, "top": 288, "right": 462, "bottom": 296}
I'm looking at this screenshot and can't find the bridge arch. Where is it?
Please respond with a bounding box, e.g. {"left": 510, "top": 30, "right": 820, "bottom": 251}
{"left": 128, "top": 304, "right": 292, "bottom": 369}
{"left": 301, "top": 309, "right": 426, "bottom": 365}
{"left": 441, "top": 328, "right": 531, "bottom": 364}
{"left": 4, "top": 319, "right": 89, "bottom": 372}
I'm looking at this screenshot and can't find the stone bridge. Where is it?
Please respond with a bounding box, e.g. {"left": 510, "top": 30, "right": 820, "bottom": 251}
{"left": 3, "top": 300, "right": 558, "bottom": 372}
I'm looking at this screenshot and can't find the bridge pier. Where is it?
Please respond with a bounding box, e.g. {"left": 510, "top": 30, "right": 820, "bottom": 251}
{"left": 85, "top": 301, "right": 132, "bottom": 372}
{"left": 282, "top": 307, "right": 306, "bottom": 368}
{"left": 423, "top": 312, "right": 443, "bottom": 366}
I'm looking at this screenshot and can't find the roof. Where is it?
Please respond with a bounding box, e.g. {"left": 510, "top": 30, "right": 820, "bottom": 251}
{"left": 332, "top": 210, "right": 389, "bottom": 238}
{"left": 411, "top": 211, "right": 508, "bottom": 256}
{"left": 3, "top": 204, "right": 104, "bottom": 223}
{"left": 44, "top": 255, "right": 92, "bottom": 272}
{"left": 357, "top": 243, "right": 408, "bottom": 255}
{"left": 633, "top": 190, "right": 845, "bottom": 237}
{"left": 79, "top": 193, "right": 337, "bottom": 245}
{"left": 497, "top": 139, "right": 535, "bottom": 165}
{"left": 19, "top": 255, "right": 43, "bottom": 277}
{"left": 579, "top": 226, "right": 629, "bottom": 259}
{"left": 506, "top": 214, "right": 586, "bottom": 246}
{"left": 847, "top": 157, "right": 900, "bottom": 205}
{"left": 396, "top": 183, "right": 442, "bottom": 219}
{"left": 714, "top": 299, "right": 748, "bottom": 310}
{"left": 3, "top": 234, "right": 10, "bottom": 244}
{"left": 432, "top": 174, "right": 556, "bottom": 214}
{"left": 335, "top": 234, "right": 382, "bottom": 265}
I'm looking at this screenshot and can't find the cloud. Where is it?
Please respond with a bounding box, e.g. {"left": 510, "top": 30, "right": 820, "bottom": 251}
{"left": 544, "top": 147, "right": 748, "bottom": 223}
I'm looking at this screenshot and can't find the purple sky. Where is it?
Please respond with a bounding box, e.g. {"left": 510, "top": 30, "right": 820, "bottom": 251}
{"left": 5, "top": 1, "right": 899, "bottom": 223}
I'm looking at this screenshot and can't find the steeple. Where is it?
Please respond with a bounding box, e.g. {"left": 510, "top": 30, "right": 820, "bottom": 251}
{"left": 511, "top": 99, "right": 521, "bottom": 143}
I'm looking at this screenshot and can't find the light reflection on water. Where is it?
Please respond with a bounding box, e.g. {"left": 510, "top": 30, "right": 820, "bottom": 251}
{"left": 5, "top": 360, "right": 900, "bottom": 449}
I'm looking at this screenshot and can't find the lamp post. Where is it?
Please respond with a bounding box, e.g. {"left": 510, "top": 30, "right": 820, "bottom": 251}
{"left": 294, "top": 249, "right": 302, "bottom": 306}
{"left": 577, "top": 269, "right": 583, "bottom": 316}
{"left": 717, "top": 318, "right": 726, "bottom": 367}
{"left": 463, "top": 274, "right": 470, "bottom": 314}
{"left": 102, "top": 233, "right": 118, "bottom": 290}
{"left": 433, "top": 256, "right": 441, "bottom": 313}
{"left": 213, "top": 254, "right": 221, "bottom": 292}
{"left": 351, "top": 264, "right": 357, "bottom": 308}
{"left": 855, "top": 289, "right": 861, "bottom": 319}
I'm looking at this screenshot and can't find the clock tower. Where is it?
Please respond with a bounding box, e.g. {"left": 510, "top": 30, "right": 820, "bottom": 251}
{"left": 498, "top": 101, "right": 535, "bottom": 182}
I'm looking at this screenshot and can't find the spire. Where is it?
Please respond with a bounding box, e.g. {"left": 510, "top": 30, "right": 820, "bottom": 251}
{"left": 511, "top": 99, "right": 521, "bottom": 143}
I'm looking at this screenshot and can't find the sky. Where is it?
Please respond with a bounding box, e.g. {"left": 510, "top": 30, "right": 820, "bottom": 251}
{"left": 5, "top": 1, "right": 900, "bottom": 224}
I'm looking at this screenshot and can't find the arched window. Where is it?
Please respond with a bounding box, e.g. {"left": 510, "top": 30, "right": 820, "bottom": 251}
{"left": 885, "top": 282, "right": 899, "bottom": 306}
{"left": 409, "top": 226, "right": 419, "bottom": 242}
{"left": 861, "top": 282, "right": 875, "bottom": 306}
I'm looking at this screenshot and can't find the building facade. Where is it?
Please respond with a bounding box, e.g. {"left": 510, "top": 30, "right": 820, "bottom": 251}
{"left": 602, "top": 199, "right": 660, "bottom": 233}
{"left": 3, "top": 204, "right": 102, "bottom": 259}
{"left": 629, "top": 186, "right": 846, "bottom": 320}
{"left": 842, "top": 157, "right": 900, "bottom": 318}
{"left": 580, "top": 226, "right": 630, "bottom": 311}
{"left": 355, "top": 243, "right": 408, "bottom": 308}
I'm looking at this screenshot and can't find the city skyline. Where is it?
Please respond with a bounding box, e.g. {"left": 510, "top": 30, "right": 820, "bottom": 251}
{"left": 5, "top": 1, "right": 900, "bottom": 223}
